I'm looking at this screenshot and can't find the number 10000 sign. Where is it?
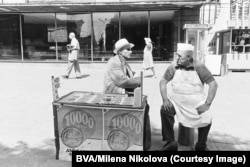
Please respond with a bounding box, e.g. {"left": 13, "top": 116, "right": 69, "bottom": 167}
{"left": 64, "top": 111, "right": 94, "bottom": 129}
{"left": 111, "top": 114, "right": 142, "bottom": 134}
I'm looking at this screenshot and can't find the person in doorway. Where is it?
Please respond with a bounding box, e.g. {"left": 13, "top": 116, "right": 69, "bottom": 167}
{"left": 142, "top": 37, "right": 156, "bottom": 78}
{"left": 103, "top": 38, "right": 141, "bottom": 94}
{"left": 62, "top": 32, "right": 82, "bottom": 79}
{"left": 103, "top": 38, "right": 151, "bottom": 151}
{"left": 188, "top": 37, "right": 195, "bottom": 46}
{"left": 159, "top": 43, "right": 218, "bottom": 151}
{"left": 237, "top": 37, "right": 245, "bottom": 53}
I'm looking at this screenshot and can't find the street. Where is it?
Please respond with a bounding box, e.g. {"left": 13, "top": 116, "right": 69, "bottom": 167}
{"left": 0, "top": 62, "right": 250, "bottom": 166}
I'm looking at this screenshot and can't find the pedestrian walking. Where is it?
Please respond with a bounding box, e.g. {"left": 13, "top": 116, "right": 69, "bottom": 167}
{"left": 62, "top": 32, "right": 82, "bottom": 79}
{"left": 142, "top": 37, "right": 156, "bottom": 78}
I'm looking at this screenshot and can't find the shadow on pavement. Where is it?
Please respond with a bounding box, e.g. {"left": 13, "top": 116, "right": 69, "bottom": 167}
{"left": 80, "top": 74, "right": 90, "bottom": 79}
{"left": 149, "top": 124, "right": 250, "bottom": 151}
{"left": 63, "top": 74, "right": 90, "bottom": 80}
{"left": 0, "top": 128, "right": 249, "bottom": 167}
{"left": 144, "top": 75, "right": 154, "bottom": 78}
{"left": 0, "top": 139, "right": 70, "bottom": 167}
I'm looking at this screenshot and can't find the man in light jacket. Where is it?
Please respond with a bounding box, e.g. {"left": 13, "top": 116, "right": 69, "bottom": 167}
{"left": 62, "top": 32, "right": 82, "bottom": 79}
{"left": 103, "top": 38, "right": 141, "bottom": 94}
{"left": 103, "top": 38, "right": 151, "bottom": 151}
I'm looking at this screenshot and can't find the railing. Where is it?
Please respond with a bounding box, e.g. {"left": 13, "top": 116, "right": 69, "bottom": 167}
{"left": 200, "top": 1, "right": 221, "bottom": 25}
{"left": 230, "top": 0, "right": 249, "bottom": 28}
{"left": 230, "top": 0, "right": 249, "bottom": 20}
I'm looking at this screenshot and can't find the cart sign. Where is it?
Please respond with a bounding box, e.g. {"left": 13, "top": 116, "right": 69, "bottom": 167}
{"left": 56, "top": 106, "right": 145, "bottom": 161}
{"left": 57, "top": 106, "right": 103, "bottom": 161}
{"left": 54, "top": 91, "right": 148, "bottom": 161}
{"left": 105, "top": 109, "right": 144, "bottom": 151}
{"left": 184, "top": 24, "right": 211, "bottom": 29}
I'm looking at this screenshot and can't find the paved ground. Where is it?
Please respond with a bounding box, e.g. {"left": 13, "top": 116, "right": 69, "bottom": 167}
{"left": 0, "top": 62, "right": 250, "bottom": 166}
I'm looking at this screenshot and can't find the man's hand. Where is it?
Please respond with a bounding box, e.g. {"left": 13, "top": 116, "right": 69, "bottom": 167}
{"left": 162, "top": 99, "right": 173, "bottom": 111}
{"left": 196, "top": 103, "right": 210, "bottom": 115}
{"left": 133, "top": 70, "right": 143, "bottom": 78}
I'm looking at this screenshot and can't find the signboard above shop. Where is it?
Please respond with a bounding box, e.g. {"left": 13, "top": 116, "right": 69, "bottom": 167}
{"left": 0, "top": 0, "right": 204, "bottom": 13}
{"left": 184, "top": 24, "right": 212, "bottom": 29}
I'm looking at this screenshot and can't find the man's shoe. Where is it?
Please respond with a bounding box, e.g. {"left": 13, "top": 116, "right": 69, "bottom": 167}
{"left": 160, "top": 141, "right": 178, "bottom": 151}
{"left": 76, "top": 76, "right": 82, "bottom": 79}
{"left": 195, "top": 144, "right": 209, "bottom": 151}
{"left": 62, "top": 75, "right": 69, "bottom": 79}
{"left": 195, "top": 147, "right": 209, "bottom": 151}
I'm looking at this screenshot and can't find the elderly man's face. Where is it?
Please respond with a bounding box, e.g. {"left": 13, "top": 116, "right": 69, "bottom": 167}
{"left": 176, "top": 50, "right": 192, "bottom": 66}
{"left": 119, "top": 47, "right": 132, "bottom": 59}
{"left": 69, "top": 33, "right": 74, "bottom": 40}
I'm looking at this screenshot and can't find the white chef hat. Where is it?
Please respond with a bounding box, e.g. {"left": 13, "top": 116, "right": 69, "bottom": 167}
{"left": 177, "top": 43, "right": 194, "bottom": 51}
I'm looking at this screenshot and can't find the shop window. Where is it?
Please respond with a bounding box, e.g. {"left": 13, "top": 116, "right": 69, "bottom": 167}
{"left": 150, "top": 11, "right": 174, "bottom": 61}
{"left": 56, "top": 13, "right": 91, "bottom": 61}
{"left": 22, "top": 13, "right": 56, "bottom": 61}
{"left": 121, "top": 11, "right": 148, "bottom": 61}
{"left": 0, "top": 14, "right": 21, "bottom": 60}
{"left": 231, "top": 29, "right": 250, "bottom": 53}
{"left": 93, "top": 12, "right": 119, "bottom": 61}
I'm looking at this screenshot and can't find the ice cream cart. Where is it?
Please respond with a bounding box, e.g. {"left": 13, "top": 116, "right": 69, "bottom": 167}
{"left": 52, "top": 91, "right": 150, "bottom": 161}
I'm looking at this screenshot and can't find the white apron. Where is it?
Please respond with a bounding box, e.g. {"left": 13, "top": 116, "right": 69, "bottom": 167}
{"left": 168, "top": 69, "right": 212, "bottom": 128}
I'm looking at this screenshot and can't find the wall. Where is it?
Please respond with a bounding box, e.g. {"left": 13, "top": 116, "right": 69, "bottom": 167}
{"left": 171, "top": 8, "right": 200, "bottom": 54}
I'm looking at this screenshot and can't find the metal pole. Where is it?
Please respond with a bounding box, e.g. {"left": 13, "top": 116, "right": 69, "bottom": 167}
{"left": 148, "top": 11, "right": 150, "bottom": 37}
{"left": 216, "top": 33, "right": 220, "bottom": 55}
{"left": 236, "top": 1, "right": 239, "bottom": 28}
{"left": 197, "top": 30, "right": 200, "bottom": 61}
{"left": 19, "top": 14, "right": 24, "bottom": 62}
{"left": 178, "top": 11, "right": 181, "bottom": 43}
{"left": 91, "top": 13, "right": 93, "bottom": 62}
{"left": 249, "top": 0, "right": 250, "bottom": 28}
{"left": 230, "top": 28, "right": 233, "bottom": 54}
{"left": 208, "top": 3, "right": 211, "bottom": 24}
{"left": 242, "top": 0, "right": 245, "bottom": 28}
{"left": 55, "top": 13, "right": 58, "bottom": 61}
{"left": 119, "top": 12, "right": 121, "bottom": 39}
{"left": 214, "top": 0, "right": 218, "bottom": 24}
{"left": 203, "top": 4, "right": 205, "bottom": 24}
{"left": 185, "top": 30, "right": 188, "bottom": 43}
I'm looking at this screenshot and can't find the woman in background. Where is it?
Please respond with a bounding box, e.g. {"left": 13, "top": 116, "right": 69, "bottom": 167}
{"left": 142, "top": 37, "right": 156, "bottom": 78}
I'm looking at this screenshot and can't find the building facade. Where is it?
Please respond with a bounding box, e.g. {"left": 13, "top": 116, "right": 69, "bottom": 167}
{"left": 187, "top": 0, "right": 250, "bottom": 73}
{"left": 0, "top": 0, "right": 214, "bottom": 62}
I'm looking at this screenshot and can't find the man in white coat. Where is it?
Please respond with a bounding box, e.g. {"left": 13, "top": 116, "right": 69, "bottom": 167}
{"left": 159, "top": 43, "right": 218, "bottom": 151}
{"left": 62, "top": 32, "right": 82, "bottom": 79}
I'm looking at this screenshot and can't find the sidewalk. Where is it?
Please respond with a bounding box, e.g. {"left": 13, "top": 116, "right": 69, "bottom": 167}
{"left": 0, "top": 63, "right": 250, "bottom": 166}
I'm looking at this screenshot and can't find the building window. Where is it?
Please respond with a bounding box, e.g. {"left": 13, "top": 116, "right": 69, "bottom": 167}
{"left": 150, "top": 11, "right": 174, "bottom": 61}
{"left": 22, "top": 13, "right": 56, "bottom": 61}
{"left": 231, "top": 29, "right": 250, "bottom": 53}
{"left": 121, "top": 11, "right": 148, "bottom": 61}
{"left": 0, "top": 14, "right": 21, "bottom": 60}
{"left": 0, "top": 10, "right": 183, "bottom": 62}
{"left": 92, "top": 12, "right": 119, "bottom": 61}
